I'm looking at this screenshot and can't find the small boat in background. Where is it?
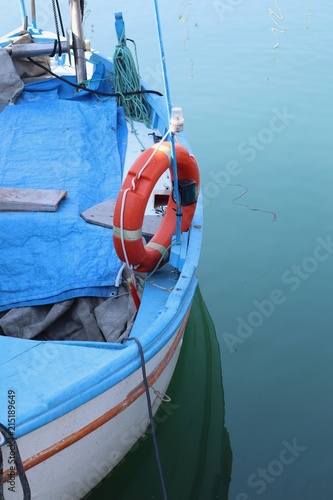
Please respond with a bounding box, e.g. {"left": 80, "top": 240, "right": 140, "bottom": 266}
{"left": 0, "top": 1, "right": 202, "bottom": 499}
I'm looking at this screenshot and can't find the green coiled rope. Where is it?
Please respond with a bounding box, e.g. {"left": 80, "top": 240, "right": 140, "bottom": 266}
{"left": 113, "top": 31, "right": 151, "bottom": 126}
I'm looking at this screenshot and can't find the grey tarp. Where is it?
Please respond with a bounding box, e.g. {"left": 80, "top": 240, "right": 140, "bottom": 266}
{"left": 0, "top": 49, "right": 24, "bottom": 112}
{"left": 0, "top": 32, "right": 52, "bottom": 112}
{"left": 11, "top": 32, "right": 52, "bottom": 82}
{"left": 0, "top": 276, "right": 144, "bottom": 343}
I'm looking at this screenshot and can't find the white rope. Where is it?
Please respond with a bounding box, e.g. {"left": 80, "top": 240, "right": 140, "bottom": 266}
{"left": 120, "top": 187, "right": 131, "bottom": 268}
{"left": 137, "top": 128, "right": 171, "bottom": 180}
{"left": 115, "top": 262, "right": 126, "bottom": 287}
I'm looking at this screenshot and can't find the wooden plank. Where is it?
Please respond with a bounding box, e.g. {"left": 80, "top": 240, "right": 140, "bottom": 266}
{"left": 0, "top": 188, "right": 67, "bottom": 212}
{"left": 81, "top": 200, "right": 163, "bottom": 237}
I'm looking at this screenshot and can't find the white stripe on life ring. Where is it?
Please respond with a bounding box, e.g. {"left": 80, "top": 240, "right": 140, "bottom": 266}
{"left": 113, "top": 226, "right": 142, "bottom": 241}
{"left": 146, "top": 241, "right": 169, "bottom": 260}
{"left": 152, "top": 142, "right": 172, "bottom": 158}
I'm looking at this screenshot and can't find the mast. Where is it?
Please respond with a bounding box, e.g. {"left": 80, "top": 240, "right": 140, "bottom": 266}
{"left": 69, "top": 0, "right": 87, "bottom": 84}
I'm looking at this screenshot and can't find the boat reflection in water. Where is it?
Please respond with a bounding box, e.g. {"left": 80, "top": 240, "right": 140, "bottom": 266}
{"left": 88, "top": 287, "right": 232, "bottom": 500}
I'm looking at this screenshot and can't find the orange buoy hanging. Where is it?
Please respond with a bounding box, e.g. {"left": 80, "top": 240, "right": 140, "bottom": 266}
{"left": 113, "top": 141, "right": 200, "bottom": 273}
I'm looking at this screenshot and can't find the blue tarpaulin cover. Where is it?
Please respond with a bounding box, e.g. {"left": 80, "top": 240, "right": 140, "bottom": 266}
{"left": 0, "top": 71, "right": 127, "bottom": 311}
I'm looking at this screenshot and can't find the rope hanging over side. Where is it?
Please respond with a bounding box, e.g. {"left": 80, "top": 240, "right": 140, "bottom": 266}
{"left": 121, "top": 337, "right": 168, "bottom": 500}
{"left": 0, "top": 423, "right": 31, "bottom": 500}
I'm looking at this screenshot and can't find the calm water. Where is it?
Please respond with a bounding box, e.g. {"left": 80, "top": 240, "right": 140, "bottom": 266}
{"left": 2, "top": 1, "right": 333, "bottom": 499}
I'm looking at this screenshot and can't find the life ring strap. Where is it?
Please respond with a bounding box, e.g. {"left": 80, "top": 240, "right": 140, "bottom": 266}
{"left": 146, "top": 241, "right": 168, "bottom": 260}
{"left": 113, "top": 226, "right": 142, "bottom": 241}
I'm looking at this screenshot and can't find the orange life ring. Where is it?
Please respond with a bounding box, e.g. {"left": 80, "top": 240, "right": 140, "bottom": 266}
{"left": 113, "top": 141, "right": 200, "bottom": 273}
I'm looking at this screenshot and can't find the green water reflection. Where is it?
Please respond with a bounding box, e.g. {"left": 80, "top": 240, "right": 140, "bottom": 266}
{"left": 88, "top": 287, "right": 232, "bottom": 499}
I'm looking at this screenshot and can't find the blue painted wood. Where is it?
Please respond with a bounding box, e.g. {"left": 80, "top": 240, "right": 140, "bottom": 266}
{"left": 114, "top": 12, "right": 126, "bottom": 44}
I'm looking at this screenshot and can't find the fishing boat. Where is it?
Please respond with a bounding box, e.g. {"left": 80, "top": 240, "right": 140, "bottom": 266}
{"left": 0, "top": 1, "right": 202, "bottom": 499}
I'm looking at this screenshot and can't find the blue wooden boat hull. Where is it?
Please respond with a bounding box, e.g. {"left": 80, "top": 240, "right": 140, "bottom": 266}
{"left": 0, "top": 3, "right": 202, "bottom": 498}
